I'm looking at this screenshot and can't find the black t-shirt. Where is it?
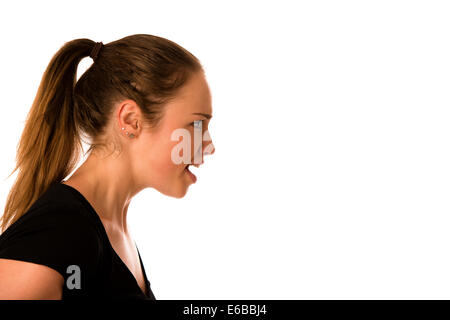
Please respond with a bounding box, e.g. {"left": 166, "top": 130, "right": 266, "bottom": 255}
{"left": 0, "top": 182, "right": 156, "bottom": 300}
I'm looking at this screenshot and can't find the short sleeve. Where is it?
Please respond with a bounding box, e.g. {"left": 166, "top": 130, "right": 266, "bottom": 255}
{"left": 0, "top": 202, "right": 102, "bottom": 282}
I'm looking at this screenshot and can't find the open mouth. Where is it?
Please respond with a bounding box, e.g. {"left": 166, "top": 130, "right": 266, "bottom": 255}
{"left": 184, "top": 164, "right": 199, "bottom": 183}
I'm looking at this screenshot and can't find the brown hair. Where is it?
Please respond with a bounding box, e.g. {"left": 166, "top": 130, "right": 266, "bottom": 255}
{"left": 1, "top": 34, "right": 203, "bottom": 233}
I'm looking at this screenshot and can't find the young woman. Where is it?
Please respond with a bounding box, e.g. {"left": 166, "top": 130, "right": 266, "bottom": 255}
{"left": 0, "top": 34, "right": 215, "bottom": 300}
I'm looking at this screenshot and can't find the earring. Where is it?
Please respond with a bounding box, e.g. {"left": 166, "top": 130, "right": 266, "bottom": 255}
{"left": 121, "top": 127, "right": 134, "bottom": 138}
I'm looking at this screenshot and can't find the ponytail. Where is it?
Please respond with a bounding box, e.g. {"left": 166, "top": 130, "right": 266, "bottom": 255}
{"left": 0, "top": 39, "right": 93, "bottom": 232}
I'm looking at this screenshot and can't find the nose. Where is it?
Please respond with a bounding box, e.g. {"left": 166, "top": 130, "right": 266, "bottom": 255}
{"left": 204, "top": 141, "right": 215, "bottom": 156}
{"left": 200, "top": 139, "right": 214, "bottom": 165}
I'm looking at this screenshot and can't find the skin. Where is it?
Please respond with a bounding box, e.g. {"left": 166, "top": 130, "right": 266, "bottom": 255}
{"left": 0, "top": 70, "right": 215, "bottom": 299}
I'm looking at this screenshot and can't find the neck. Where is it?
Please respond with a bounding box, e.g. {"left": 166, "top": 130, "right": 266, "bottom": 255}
{"left": 63, "top": 149, "right": 140, "bottom": 236}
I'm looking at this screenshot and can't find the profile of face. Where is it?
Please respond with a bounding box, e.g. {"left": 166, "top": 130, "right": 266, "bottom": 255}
{"left": 120, "top": 71, "right": 215, "bottom": 198}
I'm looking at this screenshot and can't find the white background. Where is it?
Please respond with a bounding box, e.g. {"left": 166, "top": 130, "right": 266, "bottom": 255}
{"left": 1, "top": 0, "right": 449, "bottom": 299}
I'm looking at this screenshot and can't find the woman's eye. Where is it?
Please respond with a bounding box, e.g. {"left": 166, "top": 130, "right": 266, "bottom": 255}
{"left": 193, "top": 120, "right": 203, "bottom": 128}
{"left": 190, "top": 120, "right": 203, "bottom": 128}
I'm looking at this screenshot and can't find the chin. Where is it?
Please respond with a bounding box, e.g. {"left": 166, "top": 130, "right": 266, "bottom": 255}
{"left": 173, "top": 192, "right": 187, "bottom": 199}
{"left": 169, "top": 190, "right": 188, "bottom": 199}
{"left": 158, "top": 185, "right": 188, "bottom": 199}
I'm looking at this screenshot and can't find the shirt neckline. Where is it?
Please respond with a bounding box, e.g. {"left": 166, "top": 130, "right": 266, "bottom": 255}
{"left": 57, "top": 182, "right": 151, "bottom": 298}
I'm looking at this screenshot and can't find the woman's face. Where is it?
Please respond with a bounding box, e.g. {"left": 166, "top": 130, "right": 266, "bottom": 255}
{"left": 131, "top": 71, "right": 215, "bottom": 198}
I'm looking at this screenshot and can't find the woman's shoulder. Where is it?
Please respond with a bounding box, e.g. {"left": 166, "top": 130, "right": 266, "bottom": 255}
{"left": 3, "top": 183, "right": 100, "bottom": 237}
{"left": 26, "top": 182, "right": 93, "bottom": 217}
{"left": 0, "top": 183, "right": 105, "bottom": 279}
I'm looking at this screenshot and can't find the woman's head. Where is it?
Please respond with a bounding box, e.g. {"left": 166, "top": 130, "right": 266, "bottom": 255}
{"left": 102, "top": 69, "right": 214, "bottom": 198}
{"left": 1, "top": 34, "right": 214, "bottom": 232}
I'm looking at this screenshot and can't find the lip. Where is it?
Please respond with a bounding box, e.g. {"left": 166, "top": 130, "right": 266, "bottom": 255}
{"left": 184, "top": 165, "right": 197, "bottom": 183}
{"left": 185, "top": 163, "right": 200, "bottom": 168}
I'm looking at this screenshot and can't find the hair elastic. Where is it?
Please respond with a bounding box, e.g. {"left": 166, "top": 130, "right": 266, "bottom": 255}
{"left": 90, "top": 41, "right": 103, "bottom": 61}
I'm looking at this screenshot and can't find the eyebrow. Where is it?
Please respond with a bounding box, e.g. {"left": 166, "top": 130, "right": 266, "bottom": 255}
{"left": 192, "top": 112, "right": 212, "bottom": 120}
